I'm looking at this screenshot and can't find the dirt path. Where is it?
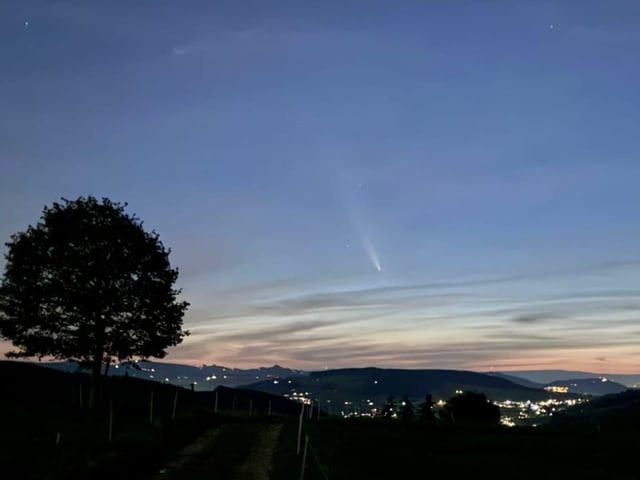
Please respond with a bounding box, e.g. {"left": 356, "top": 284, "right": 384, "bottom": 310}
{"left": 232, "top": 423, "right": 284, "bottom": 480}
{"left": 149, "top": 428, "right": 224, "bottom": 479}
{"left": 150, "top": 422, "right": 284, "bottom": 480}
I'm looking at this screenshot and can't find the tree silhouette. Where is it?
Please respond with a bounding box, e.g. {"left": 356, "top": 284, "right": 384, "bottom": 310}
{"left": 379, "top": 395, "right": 396, "bottom": 418}
{"left": 399, "top": 394, "right": 415, "bottom": 421}
{"left": 418, "top": 393, "right": 436, "bottom": 422}
{"left": 0, "top": 196, "right": 189, "bottom": 384}
{"left": 444, "top": 391, "right": 501, "bottom": 425}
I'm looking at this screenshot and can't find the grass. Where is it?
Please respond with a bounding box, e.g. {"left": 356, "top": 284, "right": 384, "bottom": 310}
{"left": 1, "top": 361, "right": 300, "bottom": 479}
{"left": 272, "top": 417, "right": 640, "bottom": 480}
{"left": 1, "top": 401, "right": 221, "bottom": 480}
{"left": 0, "top": 365, "right": 222, "bottom": 480}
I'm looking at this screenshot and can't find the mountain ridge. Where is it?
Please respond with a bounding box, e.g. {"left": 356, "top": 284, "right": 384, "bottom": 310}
{"left": 490, "top": 369, "right": 640, "bottom": 387}
{"left": 17, "top": 360, "right": 640, "bottom": 391}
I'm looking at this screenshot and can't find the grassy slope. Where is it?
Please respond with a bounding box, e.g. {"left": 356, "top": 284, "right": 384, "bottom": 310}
{"left": 1, "top": 361, "right": 302, "bottom": 479}
{"left": 246, "top": 367, "right": 564, "bottom": 406}
{"left": 273, "top": 417, "right": 640, "bottom": 480}
{"left": 1, "top": 361, "right": 222, "bottom": 479}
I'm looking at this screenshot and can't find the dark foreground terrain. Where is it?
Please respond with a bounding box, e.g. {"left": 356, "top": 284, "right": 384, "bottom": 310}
{"left": 0, "top": 361, "right": 294, "bottom": 480}
{"left": 4, "top": 361, "right": 640, "bottom": 479}
{"left": 274, "top": 417, "right": 640, "bottom": 480}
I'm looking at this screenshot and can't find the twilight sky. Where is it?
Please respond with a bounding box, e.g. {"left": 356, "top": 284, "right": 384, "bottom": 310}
{"left": 2, "top": 0, "right": 640, "bottom": 373}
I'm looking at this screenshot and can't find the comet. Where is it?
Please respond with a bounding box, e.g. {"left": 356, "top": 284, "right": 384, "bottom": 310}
{"left": 342, "top": 182, "right": 383, "bottom": 272}
{"left": 363, "top": 233, "right": 382, "bottom": 272}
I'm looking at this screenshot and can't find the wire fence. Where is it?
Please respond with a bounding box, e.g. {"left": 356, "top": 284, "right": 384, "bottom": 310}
{"left": 296, "top": 402, "right": 331, "bottom": 480}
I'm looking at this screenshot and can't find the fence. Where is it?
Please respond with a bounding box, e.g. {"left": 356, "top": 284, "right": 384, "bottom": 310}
{"left": 296, "top": 401, "right": 331, "bottom": 480}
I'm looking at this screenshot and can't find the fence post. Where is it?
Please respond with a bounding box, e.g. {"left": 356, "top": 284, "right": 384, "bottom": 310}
{"left": 172, "top": 391, "right": 179, "bottom": 420}
{"left": 297, "top": 403, "right": 304, "bottom": 455}
{"left": 108, "top": 399, "right": 114, "bottom": 442}
{"left": 214, "top": 390, "right": 219, "bottom": 413}
{"left": 300, "top": 434, "right": 309, "bottom": 480}
{"left": 149, "top": 390, "right": 154, "bottom": 425}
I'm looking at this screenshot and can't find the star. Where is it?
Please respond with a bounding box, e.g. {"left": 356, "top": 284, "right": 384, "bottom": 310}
{"left": 24, "top": 21, "right": 29, "bottom": 26}
{"left": 549, "top": 24, "right": 555, "bottom": 30}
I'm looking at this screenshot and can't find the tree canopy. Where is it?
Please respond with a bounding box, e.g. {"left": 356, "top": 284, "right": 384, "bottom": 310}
{"left": 0, "top": 196, "right": 189, "bottom": 379}
{"left": 445, "top": 391, "right": 501, "bottom": 425}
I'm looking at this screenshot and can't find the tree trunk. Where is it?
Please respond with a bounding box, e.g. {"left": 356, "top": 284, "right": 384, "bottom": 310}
{"left": 89, "top": 327, "right": 105, "bottom": 411}
{"left": 88, "top": 354, "right": 103, "bottom": 411}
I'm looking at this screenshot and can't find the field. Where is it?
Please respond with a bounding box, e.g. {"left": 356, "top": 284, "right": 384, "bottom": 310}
{"left": 273, "top": 416, "right": 640, "bottom": 479}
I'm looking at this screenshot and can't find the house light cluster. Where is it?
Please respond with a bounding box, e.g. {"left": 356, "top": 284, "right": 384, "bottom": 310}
{"left": 495, "top": 397, "right": 588, "bottom": 427}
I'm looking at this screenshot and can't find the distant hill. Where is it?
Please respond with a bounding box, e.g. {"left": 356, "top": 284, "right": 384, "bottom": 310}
{"left": 545, "top": 378, "right": 627, "bottom": 396}
{"left": 550, "top": 389, "right": 640, "bottom": 429}
{"left": 495, "top": 370, "right": 640, "bottom": 387}
{"left": 487, "top": 372, "right": 545, "bottom": 389}
{"left": 37, "top": 360, "right": 308, "bottom": 390}
{"left": 26, "top": 360, "right": 637, "bottom": 400}
{"left": 488, "top": 372, "right": 626, "bottom": 396}
{"left": 0, "top": 360, "right": 302, "bottom": 416}
{"left": 240, "top": 367, "right": 564, "bottom": 409}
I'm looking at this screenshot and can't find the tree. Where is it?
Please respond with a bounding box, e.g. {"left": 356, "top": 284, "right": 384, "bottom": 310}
{"left": 444, "top": 391, "right": 501, "bottom": 425}
{"left": 379, "top": 396, "right": 396, "bottom": 418}
{"left": 399, "top": 394, "right": 415, "bottom": 421}
{"left": 0, "top": 196, "right": 190, "bottom": 383}
{"left": 417, "top": 393, "right": 436, "bottom": 422}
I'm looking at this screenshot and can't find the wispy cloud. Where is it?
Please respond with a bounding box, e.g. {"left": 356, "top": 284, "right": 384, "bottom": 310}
{"left": 510, "top": 312, "right": 557, "bottom": 324}
{"left": 169, "top": 256, "right": 640, "bottom": 370}
{"left": 194, "top": 286, "right": 640, "bottom": 329}
{"left": 172, "top": 46, "right": 193, "bottom": 56}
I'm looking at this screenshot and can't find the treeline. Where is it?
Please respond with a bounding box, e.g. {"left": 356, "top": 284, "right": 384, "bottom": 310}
{"left": 377, "top": 391, "right": 501, "bottom": 425}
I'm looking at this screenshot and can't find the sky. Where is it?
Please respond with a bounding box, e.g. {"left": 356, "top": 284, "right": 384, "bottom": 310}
{"left": 2, "top": 0, "right": 640, "bottom": 373}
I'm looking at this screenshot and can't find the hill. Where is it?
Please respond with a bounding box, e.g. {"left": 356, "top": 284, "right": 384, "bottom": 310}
{"left": 545, "top": 378, "right": 628, "bottom": 396}
{"left": 37, "top": 359, "right": 307, "bottom": 390}
{"left": 0, "top": 360, "right": 300, "bottom": 479}
{"left": 488, "top": 372, "right": 545, "bottom": 389}
{"left": 489, "top": 372, "right": 628, "bottom": 396}
{"left": 496, "top": 370, "right": 640, "bottom": 387}
{"left": 241, "top": 367, "right": 562, "bottom": 411}
{"left": 550, "top": 389, "right": 640, "bottom": 429}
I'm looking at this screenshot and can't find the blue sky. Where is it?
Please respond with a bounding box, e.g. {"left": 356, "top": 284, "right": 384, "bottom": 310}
{"left": 2, "top": 0, "right": 640, "bottom": 372}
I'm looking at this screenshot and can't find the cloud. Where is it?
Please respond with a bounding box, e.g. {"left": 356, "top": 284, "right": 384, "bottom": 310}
{"left": 510, "top": 313, "right": 556, "bottom": 324}
{"left": 180, "top": 259, "right": 640, "bottom": 326}
{"left": 213, "top": 319, "right": 345, "bottom": 343}
{"left": 172, "top": 46, "right": 192, "bottom": 56}
{"left": 166, "top": 257, "right": 640, "bottom": 369}
{"left": 168, "top": 321, "right": 640, "bottom": 371}
{"left": 246, "top": 259, "right": 640, "bottom": 309}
